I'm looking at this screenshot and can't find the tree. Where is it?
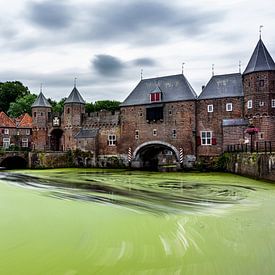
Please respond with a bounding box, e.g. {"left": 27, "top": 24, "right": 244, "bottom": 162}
{"left": 85, "top": 102, "right": 95, "bottom": 113}
{"left": 48, "top": 98, "right": 66, "bottom": 114}
{"left": 93, "top": 100, "right": 121, "bottom": 112}
{"left": 0, "top": 81, "right": 30, "bottom": 113}
{"left": 8, "top": 94, "right": 37, "bottom": 118}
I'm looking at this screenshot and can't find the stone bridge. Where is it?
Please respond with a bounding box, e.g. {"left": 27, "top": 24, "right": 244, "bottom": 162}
{"left": 0, "top": 151, "right": 29, "bottom": 169}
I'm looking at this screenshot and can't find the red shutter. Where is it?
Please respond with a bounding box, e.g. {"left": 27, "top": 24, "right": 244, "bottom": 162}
{"left": 212, "top": 137, "right": 217, "bottom": 145}
{"left": 196, "top": 136, "right": 201, "bottom": 146}
{"left": 155, "top": 93, "right": 160, "bottom": 101}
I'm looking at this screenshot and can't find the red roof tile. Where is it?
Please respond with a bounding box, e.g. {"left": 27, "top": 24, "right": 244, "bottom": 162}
{"left": 0, "top": 111, "right": 16, "bottom": 127}
{"left": 18, "top": 113, "right": 32, "bottom": 128}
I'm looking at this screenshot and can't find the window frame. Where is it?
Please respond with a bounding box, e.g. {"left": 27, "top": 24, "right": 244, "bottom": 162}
{"left": 247, "top": 100, "right": 252, "bottom": 109}
{"left": 22, "top": 138, "right": 28, "bottom": 148}
{"left": 226, "top": 103, "right": 233, "bottom": 112}
{"left": 3, "top": 138, "right": 10, "bottom": 149}
{"left": 207, "top": 104, "right": 213, "bottom": 113}
{"left": 201, "top": 131, "right": 212, "bottom": 145}
{"left": 108, "top": 134, "right": 116, "bottom": 146}
{"left": 271, "top": 99, "right": 275, "bottom": 108}
{"left": 150, "top": 92, "right": 161, "bottom": 103}
{"left": 153, "top": 129, "right": 157, "bottom": 136}
{"left": 4, "top": 128, "right": 9, "bottom": 135}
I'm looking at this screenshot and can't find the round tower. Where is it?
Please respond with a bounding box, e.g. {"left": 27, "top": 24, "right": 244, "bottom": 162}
{"left": 63, "top": 85, "right": 85, "bottom": 150}
{"left": 243, "top": 37, "right": 275, "bottom": 141}
{"left": 31, "top": 92, "right": 52, "bottom": 150}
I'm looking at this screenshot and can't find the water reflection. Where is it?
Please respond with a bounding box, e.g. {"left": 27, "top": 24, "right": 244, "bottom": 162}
{"left": 1, "top": 172, "right": 257, "bottom": 215}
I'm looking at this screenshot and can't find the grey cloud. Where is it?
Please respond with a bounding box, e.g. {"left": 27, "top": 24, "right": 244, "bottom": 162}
{"left": 84, "top": 1, "right": 224, "bottom": 43}
{"left": 92, "top": 55, "right": 125, "bottom": 76}
{"left": 132, "top": 58, "right": 156, "bottom": 67}
{"left": 28, "top": 1, "right": 73, "bottom": 29}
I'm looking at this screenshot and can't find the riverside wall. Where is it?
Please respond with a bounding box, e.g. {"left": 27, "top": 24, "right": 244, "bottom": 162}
{"left": 226, "top": 153, "right": 275, "bottom": 181}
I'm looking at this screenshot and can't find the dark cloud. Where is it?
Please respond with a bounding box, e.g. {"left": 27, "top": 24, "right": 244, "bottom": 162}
{"left": 132, "top": 58, "right": 156, "bottom": 67}
{"left": 28, "top": 1, "right": 73, "bottom": 29}
{"left": 83, "top": 1, "right": 224, "bottom": 43}
{"left": 92, "top": 54, "right": 125, "bottom": 76}
{"left": 18, "top": 0, "right": 225, "bottom": 50}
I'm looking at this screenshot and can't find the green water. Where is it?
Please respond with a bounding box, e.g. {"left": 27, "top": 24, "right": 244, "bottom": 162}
{"left": 0, "top": 169, "right": 275, "bottom": 274}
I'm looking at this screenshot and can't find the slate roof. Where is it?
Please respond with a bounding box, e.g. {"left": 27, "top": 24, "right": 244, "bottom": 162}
{"left": 198, "top": 73, "right": 243, "bottom": 100}
{"left": 75, "top": 129, "right": 99, "bottom": 139}
{"left": 17, "top": 113, "right": 32, "bottom": 128}
{"left": 120, "top": 74, "right": 197, "bottom": 107}
{"left": 0, "top": 112, "right": 16, "bottom": 127}
{"left": 243, "top": 39, "right": 275, "bottom": 75}
{"left": 64, "top": 87, "right": 85, "bottom": 104}
{"left": 31, "top": 92, "right": 52, "bottom": 108}
{"left": 222, "top": 118, "right": 248, "bottom": 127}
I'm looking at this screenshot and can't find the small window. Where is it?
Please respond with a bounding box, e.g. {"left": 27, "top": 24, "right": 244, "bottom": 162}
{"left": 153, "top": 129, "right": 157, "bottom": 136}
{"left": 272, "top": 99, "right": 275, "bottom": 108}
{"left": 26, "top": 129, "right": 30, "bottom": 135}
{"left": 135, "top": 130, "right": 139, "bottom": 139}
{"left": 4, "top": 129, "right": 9, "bottom": 135}
{"left": 139, "top": 112, "right": 143, "bottom": 117}
{"left": 3, "top": 138, "right": 10, "bottom": 149}
{"left": 41, "top": 112, "right": 43, "bottom": 116}
{"left": 259, "top": 101, "right": 265, "bottom": 107}
{"left": 150, "top": 92, "right": 161, "bottom": 102}
{"left": 258, "top": 132, "right": 264, "bottom": 140}
{"left": 67, "top": 108, "right": 70, "bottom": 114}
{"left": 169, "top": 110, "right": 172, "bottom": 115}
{"left": 247, "top": 100, "right": 252, "bottom": 109}
{"left": 172, "top": 129, "right": 177, "bottom": 138}
{"left": 207, "top": 104, "right": 213, "bottom": 113}
{"left": 22, "top": 138, "right": 28, "bottom": 147}
{"left": 259, "top": 80, "right": 264, "bottom": 87}
{"left": 34, "top": 112, "right": 36, "bottom": 118}
{"left": 201, "top": 131, "right": 212, "bottom": 145}
{"left": 226, "top": 103, "right": 232, "bottom": 112}
{"left": 108, "top": 135, "right": 116, "bottom": 146}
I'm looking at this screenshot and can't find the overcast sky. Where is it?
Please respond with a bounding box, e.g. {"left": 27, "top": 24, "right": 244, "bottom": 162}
{"left": 1, "top": 0, "right": 275, "bottom": 102}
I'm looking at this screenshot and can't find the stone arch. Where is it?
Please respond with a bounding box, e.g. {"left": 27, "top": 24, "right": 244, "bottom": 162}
{"left": 132, "top": 141, "right": 180, "bottom": 170}
{"left": 1, "top": 156, "right": 27, "bottom": 169}
{"left": 50, "top": 128, "right": 64, "bottom": 151}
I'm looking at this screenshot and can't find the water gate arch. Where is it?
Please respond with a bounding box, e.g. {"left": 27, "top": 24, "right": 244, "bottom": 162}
{"left": 132, "top": 141, "right": 180, "bottom": 170}
{"left": 1, "top": 156, "right": 28, "bottom": 169}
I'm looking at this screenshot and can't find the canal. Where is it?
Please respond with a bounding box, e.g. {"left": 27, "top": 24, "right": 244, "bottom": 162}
{"left": 0, "top": 169, "right": 274, "bottom": 274}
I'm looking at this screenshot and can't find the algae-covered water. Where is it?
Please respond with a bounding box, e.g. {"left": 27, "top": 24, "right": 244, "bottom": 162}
{"left": 0, "top": 169, "right": 275, "bottom": 274}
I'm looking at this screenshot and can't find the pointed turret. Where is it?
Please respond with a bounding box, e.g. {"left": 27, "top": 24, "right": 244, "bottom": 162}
{"left": 243, "top": 39, "right": 275, "bottom": 75}
{"left": 64, "top": 87, "right": 85, "bottom": 104}
{"left": 31, "top": 92, "right": 52, "bottom": 108}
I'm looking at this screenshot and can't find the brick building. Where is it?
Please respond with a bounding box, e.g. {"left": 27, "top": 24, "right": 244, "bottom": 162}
{"left": 2, "top": 37, "right": 275, "bottom": 169}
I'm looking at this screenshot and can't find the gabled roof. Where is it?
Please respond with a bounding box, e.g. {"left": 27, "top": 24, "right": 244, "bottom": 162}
{"left": 31, "top": 92, "right": 52, "bottom": 108}
{"left": 75, "top": 129, "right": 99, "bottom": 139}
{"left": 243, "top": 39, "right": 275, "bottom": 75}
{"left": 198, "top": 73, "right": 243, "bottom": 100}
{"left": 0, "top": 111, "right": 16, "bottom": 127}
{"left": 64, "top": 87, "right": 85, "bottom": 104}
{"left": 120, "top": 74, "right": 197, "bottom": 107}
{"left": 17, "top": 113, "right": 32, "bottom": 128}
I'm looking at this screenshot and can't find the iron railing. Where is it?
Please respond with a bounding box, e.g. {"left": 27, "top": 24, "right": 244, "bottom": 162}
{"left": 226, "top": 141, "right": 275, "bottom": 154}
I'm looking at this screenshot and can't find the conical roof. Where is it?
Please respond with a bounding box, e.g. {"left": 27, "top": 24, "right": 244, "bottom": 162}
{"left": 31, "top": 92, "right": 51, "bottom": 108}
{"left": 243, "top": 39, "right": 275, "bottom": 75}
{"left": 64, "top": 87, "right": 85, "bottom": 104}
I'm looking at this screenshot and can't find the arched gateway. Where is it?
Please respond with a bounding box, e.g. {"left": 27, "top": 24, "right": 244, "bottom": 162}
{"left": 131, "top": 141, "right": 180, "bottom": 170}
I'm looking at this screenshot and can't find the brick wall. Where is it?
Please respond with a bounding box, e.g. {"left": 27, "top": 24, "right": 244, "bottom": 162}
{"left": 196, "top": 97, "right": 243, "bottom": 156}
{"left": 119, "top": 101, "right": 196, "bottom": 157}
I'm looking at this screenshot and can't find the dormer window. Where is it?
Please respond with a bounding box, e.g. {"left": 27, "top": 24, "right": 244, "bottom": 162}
{"left": 150, "top": 92, "right": 161, "bottom": 102}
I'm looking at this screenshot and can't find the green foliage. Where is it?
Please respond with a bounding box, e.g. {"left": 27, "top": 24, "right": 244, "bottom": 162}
{"left": 8, "top": 94, "right": 37, "bottom": 118}
{"left": 85, "top": 100, "right": 121, "bottom": 113}
{"left": 0, "top": 81, "right": 30, "bottom": 113}
{"left": 48, "top": 98, "right": 66, "bottom": 114}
